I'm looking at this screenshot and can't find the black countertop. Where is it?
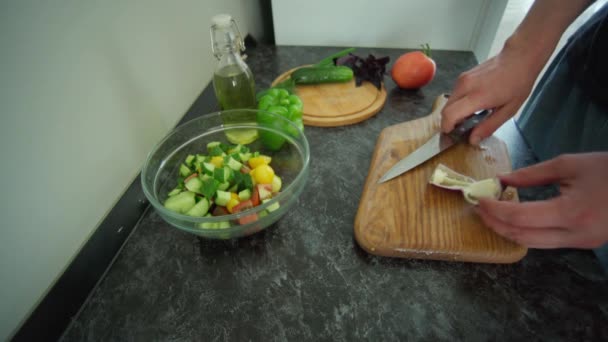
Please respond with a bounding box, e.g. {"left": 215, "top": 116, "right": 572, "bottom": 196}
{"left": 61, "top": 45, "right": 608, "bottom": 341}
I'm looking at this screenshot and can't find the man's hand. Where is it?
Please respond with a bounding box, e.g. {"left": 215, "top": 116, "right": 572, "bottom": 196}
{"left": 440, "top": 0, "right": 592, "bottom": 145}
{"left": 440, "top": 44, "right": 538, "bottom": 145}
{"left": 475, "top": 153, "right": 608, "bottom": 249}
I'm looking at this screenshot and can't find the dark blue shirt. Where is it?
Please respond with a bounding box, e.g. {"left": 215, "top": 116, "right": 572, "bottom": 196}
{"left": 567, "top": 3, "right": 608, "bottom": 110}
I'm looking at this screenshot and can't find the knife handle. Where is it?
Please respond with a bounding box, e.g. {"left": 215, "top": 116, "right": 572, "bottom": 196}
{"left": 448, "top": 109, "right": 492, "bottom": 142}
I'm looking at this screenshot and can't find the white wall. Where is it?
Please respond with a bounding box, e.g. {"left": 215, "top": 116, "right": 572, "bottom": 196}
{"left": 0, "top": 1, "right": 263, "bottom": 340}
{"left": 272, "top": 0, "right": 503, "bottom": 53}
{"left": 486, "top": 0, "right": 533, "bottom": 59}
{"left": 471, "top": 0, "right": 509, "bottom": 61}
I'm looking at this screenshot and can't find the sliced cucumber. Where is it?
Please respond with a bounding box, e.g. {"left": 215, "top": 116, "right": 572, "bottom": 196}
{"left": 208, "top": 146, "right": 225, "bottom": 157}
{"left": 199, "top": 173, "right": 212, "bottom": 182}
{"left": 198, "top": 213, "right": 213, "bottom": 229}
{"left": 202, "top": 162, "right": 215, "bottom": 175}
{"left": 217, "top": 181, "right": 230, "bottom": 191}
{"left": 179, "top": 164, "right": 191, "bottom": 177}
{"left": 164, "top": 191, "right": 196, "bottom": 214}
{"left": 262, "top": 198, "right": 280, "bottom": 212}
{"left": 199, "top": 222, "right": 215, "bottom": 229}
{"left": 228, "top": 183, "right": 238, "bottom": 193}
{"left": 217, "top": 221, "right": 231, "bottom": 229}
{"left": 238, "top": 188, "right": 251, "bottom": 201}
{"left": 185, "top": 155, "right": 195, "bottom": 167}
{"left": 198, "top": 220, "right": 230, "bottom": 230}
{"left": 215, "top": 190, "right": 231, "bottom": 206}
{"left": 228, "top": 153, "right": 241, "bottom": 164}
{"left": 228, "top": 144, "right": 242, "bottom": 154}
{"left": 207, "top": 141, "right": 221, "bottom": 151}
{"left": 196, "top": 154, "right": 206, "bottom": 162}
{"left": 186, "top": 198, "right": 210, "bottom": 217}
{"left": 194, "top": 155, "right": 206, "bottom": 169}
{"left": 223, "top": 166, "right": 234, "bottom": 182}
{"left": 226, "top": 156, "right": 242, "bottom": 171}
{"left": 239, "top": 152, "right": 252, "bottom": 162}
{"left": 167, "top": 188, "right": 181, "bottom": 197}
{"left": 213, "top": 166, "right": 233, "bottom": 183}
{"left": 185, "top": 177, "right": 203, "bottom": 193}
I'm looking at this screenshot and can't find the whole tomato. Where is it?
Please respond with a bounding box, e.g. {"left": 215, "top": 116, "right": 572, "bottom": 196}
{"left": 391, "top": 44, "right": 436, "bottom": 89}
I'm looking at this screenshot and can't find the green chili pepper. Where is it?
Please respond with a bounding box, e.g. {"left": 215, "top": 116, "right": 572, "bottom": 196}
{"left": 257, "top": 87, "right": 304, "bottom": 150}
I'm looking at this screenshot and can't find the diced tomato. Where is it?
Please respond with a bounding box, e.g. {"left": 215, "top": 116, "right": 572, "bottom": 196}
{"left": 258, "top": 184, "right": 272, "bottom": 192}
{"left": 257, "top": 184, "right": 273, "bottom": 200}
{"left": 232, "top": 200, "right": 257, "bottom": 224}
{"left": 251, "top": 187, "right": 260, "bottom": 206}
{"left": 212, "top": 205, "right": 229, "bottom": 216}
{"left": 233, "top": 200, "right": 253, "bottom": 212}
{"left": 237, "top": 213, "right": 258, "bottom": 225}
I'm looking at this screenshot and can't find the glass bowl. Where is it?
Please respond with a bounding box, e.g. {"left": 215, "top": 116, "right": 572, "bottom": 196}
{"left": 141, "top": 109, "right": 310, "bottom": 239}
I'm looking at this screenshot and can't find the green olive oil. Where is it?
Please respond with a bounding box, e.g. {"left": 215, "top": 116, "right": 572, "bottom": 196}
{"left": 213, "top": 64, "right": 258, "bottom": 144}
{"left": 213, "top": 64, "right": 256, "bottom": 110}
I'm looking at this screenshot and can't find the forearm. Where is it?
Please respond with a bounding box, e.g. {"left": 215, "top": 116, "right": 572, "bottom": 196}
{"left": 440, "top": 0, "right": 594, "bottom": 138}
{"left": 505, "top": 0, "right": 592, "bottom": 72}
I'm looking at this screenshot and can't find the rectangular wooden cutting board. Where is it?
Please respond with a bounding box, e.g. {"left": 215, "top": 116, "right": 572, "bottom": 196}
{"left": 354, "top": 94, "right": 527, "bottom": 263}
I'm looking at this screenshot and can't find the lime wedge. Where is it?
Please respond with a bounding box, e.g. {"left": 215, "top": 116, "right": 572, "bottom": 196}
{"left": 224, "top": 128, "right": 259, "bottom": 145}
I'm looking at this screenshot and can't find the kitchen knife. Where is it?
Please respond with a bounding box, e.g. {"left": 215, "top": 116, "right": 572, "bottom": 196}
{"left": 377, "top": 108, "right": 492, "bottom": 184}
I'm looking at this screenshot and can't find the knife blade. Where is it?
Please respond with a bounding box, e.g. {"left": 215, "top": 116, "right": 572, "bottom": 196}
{"left": 377, "top": 108, "right": 492, "bottom": 184}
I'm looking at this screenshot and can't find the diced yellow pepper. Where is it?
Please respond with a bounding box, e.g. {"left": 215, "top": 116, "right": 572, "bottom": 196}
{"left": 251, "top": 164, "right": 275, "bottom": 184}
{"left": 226, "top": 197, "right": 240, "bottom": 213}
{"left": 210, "top": 156, "right": 224, "bottom": 168}
{"left": 248, "top": 155, "right": 272, "bottom": 169}
{"left": 272, "top": 175, "right": 282, "bottom": 192}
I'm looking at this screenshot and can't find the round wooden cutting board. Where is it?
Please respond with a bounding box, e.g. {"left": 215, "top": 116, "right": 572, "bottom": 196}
{"left": 271, "top": 66, "right": 387, "bottom": 127}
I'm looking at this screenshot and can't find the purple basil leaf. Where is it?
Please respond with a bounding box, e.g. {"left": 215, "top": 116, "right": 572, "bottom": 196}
{"left": 334, "top": 54, "right": 358, "bottom": 68}
{"left": 336, "top": 53, "right": 389, "bottom": 89}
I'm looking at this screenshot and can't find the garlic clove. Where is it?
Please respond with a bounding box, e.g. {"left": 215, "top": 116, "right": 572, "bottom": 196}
{"left": 462, "top": 178, "right": 503, "bottom": 205}
{"left": 428, "top": 163, "right": 475, "bottom": 191}
{"left": 429, "top": 163, "right": 504, "bottom": 205}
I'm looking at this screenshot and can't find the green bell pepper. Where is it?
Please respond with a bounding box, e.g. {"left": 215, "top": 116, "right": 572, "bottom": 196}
{"left": 257, "top": 88, "right": 305, "bottom": 150}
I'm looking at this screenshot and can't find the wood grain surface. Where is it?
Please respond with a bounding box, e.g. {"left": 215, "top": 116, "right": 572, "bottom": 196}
{"left": 354, "top": 94, "right": 527, "bottom": 263}
{"left": 272, "top": 66, "right": 387, "bottom": 127}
